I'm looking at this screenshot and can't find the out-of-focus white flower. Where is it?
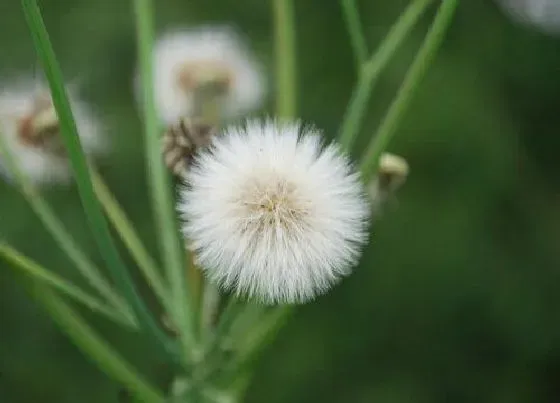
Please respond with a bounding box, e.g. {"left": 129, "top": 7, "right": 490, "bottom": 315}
{"left": 178, "top": 119, "right": 370, "bottom": 304}
{"left": 496, "top": 0, "right": 560, "bottom": 35}
{"left": 143, "top": 26, "right": 266, "bottom": 125}
{"left": 0, "top": 78, "right": 105, "bottom": 185}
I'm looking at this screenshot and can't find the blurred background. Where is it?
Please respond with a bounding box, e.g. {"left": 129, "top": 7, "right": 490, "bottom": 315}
{"left": 2, "top": 0, "right": 560, "bottom": 402}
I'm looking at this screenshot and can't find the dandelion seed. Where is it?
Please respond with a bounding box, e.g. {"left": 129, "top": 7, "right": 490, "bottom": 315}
{"left": 143, "top": 26, "right": 266, "bottom": 124}
{"left": 178, "top": 119, "right": 370, "bottom": 304}
{"left": 0, "top": 78, "right": 105, "bottom": 185}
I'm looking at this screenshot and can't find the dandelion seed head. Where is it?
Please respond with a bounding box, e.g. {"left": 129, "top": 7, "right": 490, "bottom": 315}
{"left": 147, "top": 26, "right": 266, "bottom": 124}
{"left": 178, "top": 119, "right": 370, "bottom": 304}
{"left": 0, "top": 78, "right": 106, "bottom": 185}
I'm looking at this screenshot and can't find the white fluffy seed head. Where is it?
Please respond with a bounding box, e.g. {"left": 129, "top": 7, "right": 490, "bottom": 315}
{"left": 0, "top": 78, "right": 106, "bottom": 185}
{"left": 143, "top": 26, "right": 266, "bottom": 124}
{"left": 178, "top": 119, "right": 371, "bottom": 304}
{"left": 496, "top": 0, "right": 560, "bottom": 35}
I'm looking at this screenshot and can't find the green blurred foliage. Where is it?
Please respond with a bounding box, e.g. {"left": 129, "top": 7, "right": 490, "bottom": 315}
{"left": 2, "top": 0, "right": 560, "bottom": 402}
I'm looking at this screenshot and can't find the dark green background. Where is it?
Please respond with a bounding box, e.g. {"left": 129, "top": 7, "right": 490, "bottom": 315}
{"left": 2, "top": 0, "right": 560, "bottom": 402}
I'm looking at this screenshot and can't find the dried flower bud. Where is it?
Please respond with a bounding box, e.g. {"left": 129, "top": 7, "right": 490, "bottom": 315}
{"left": 162, "top": 117, "right": 217, "bottom": 177}
{"left": 369, "top": 152, "right": 409, "bottom": 217}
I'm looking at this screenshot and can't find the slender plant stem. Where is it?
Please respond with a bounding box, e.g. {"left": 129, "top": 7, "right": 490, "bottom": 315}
{"left": 219, "top": 306, "right": 293, "bottom": 383}
{"left": 338, "top": 0, "right": 433, "bottom": 153}
{"left": 341, "top": 0, "right": 368, "bottom": 68}
{"left": 0, "top": 134, "right": 132, "bottom": 321}
{"left": 360, "top": 0, "right": 459, "bottom": 182}
{"left": 200, "top": 282, "right": 221, "bottom": 341}
{"left": 133, "top": 0, "right": 195, "bottom": 362}
{"left": 202, "top": 297, "right": 244, "bottom": 359}
{"left": 21, "top": 0, "right": 178, "bottom": 362}
{"left": 27, "top": 281, "right": 165, "bottom": 403}
{"left": 90, "top": 167, "right": 169, "bottom": 311}
{"left": 273, "top": 0, "right": 297, "bottom": 119}
{"left": 0, "top": 242, "right": 136, "bottom": 328}
{"left": 190, "top": 88, "right": 226, "bottom": 336}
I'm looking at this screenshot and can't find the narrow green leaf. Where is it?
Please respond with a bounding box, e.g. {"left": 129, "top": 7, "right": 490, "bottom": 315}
{"left": 90, "top": 167, "right": 169, "bottom": 311}
{"left": 26, "top": 280, "right": 166, "bottom": 403}
{"left": 21, "top": 0, "right": 179, "bottom": 362}
{"left": 133, "top": 0, "right": 195, "bottom": 362}
{"left": 274, "top": 0, "right": 297, "bottom": 119}
{"left": 0, "top": 131, "right": 132, "bottom": 321}
{"left": 338, "top": 0, "right": 433, "bottom": 153}
{"left": 360, "top": 0, "right": 460, "bottom": 181}
{"left": 341, "top": 0, "right": 368, "bottom": 68}
{"left": 0, "top": 242, "right": 136, "bottom": 328}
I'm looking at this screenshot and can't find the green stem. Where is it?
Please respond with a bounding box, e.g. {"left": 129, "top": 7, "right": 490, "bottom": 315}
{"left": 133, "top": 0, "right": 196, "bottom": 362}
{"left": 341, "top": 0, "right": 368, "bottom": 68}
{"left": 273, "top": 0, "right": 297, "bottom": 119}
{"left": 220, "top": 306, "right": 293, "bottom": 383}
{"left": 202, "top": 297, "right": 245, "bottom": 360}
{"left": 338, "top": 0, "right": 433, "bottom": 153}
{"left": 27, "top": 281, "right": 165, "bottom": 403}
{"left": 360, "top": 0, "right": 459, "bottom": 182}
{"left": 90, "top": 167, "right": 169, "bottom": 312}
{"left": 21, "top": 0, "right": 178, "bottom": 362}
{"left": 200, "top": 282, "right": 221, "bottom": 341}
{"left": 0, "top": 134, "right": 132, "bottom": 322}
{"left": 0, "top": 242, "right": 135, "bottom": 328}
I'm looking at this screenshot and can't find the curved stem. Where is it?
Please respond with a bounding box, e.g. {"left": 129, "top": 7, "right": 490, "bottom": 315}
{"left": 274, "top": 0, "right": 297, "bottom": 119}
{"left": 0, "top": 133, "right": 133, "bottom": 322}
{"left": 21, "top": 0, "right": 179, "bottom": 363}
{"left": 0, "top": 242, "right": 136, "bottom": 328}
{"left": 27, "top": 281, "right": 165, "bottom": 403}
{"left": 219, "top": 306, "right": 293, "bottom": 384}
{"left": 338, "top": 0, "right": 433, "bottom": 153}
{"left": 360, "top": 0, "right": 459, "bottom": 182}
{"left": 341, "top": 0, "right": 368, "bottom": 68}
{"left": 90, "top": 167, "right": 169, "bottom": 312}
{"left": 133, "top": 0, "right": 196, "bottom": 363}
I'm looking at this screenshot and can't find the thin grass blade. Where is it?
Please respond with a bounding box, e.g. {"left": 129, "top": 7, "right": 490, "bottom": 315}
{"left": 26, "top": 280, "right": 165, "bottom": 403}
{"left": 21, "top": 0, "right": 178, "bottom": 361}
{"left": 0, "top": 242, "right": 136, "bottom": 328}
{"left": 360, "top": 0, "right": 459, "bottom": 181}
{"left": 90, "top": 167, "right": 169, "bottom": 311}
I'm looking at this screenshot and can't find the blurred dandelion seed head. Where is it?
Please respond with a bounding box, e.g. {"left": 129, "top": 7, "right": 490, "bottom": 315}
{"left": 496, "top": 0, "right": 560, "bottom": 35}
{"left": 178, "top": 119, "right": 371, "bottom": 304}
{"left": 0, "top": 77, "right": 106, "bottom": 184}
{"left": 146, "top": 26, "right": 266, "bottom": 124}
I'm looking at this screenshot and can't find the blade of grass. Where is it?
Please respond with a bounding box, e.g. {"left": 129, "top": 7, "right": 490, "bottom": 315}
{"left": 360, "top": 0, "right": 459, "bottom": 182}
{"left": 338, "top": 0, "right": 433, "bottom": 153}
{"left": 0, "top": 242, "right": 136, "bottom": 328}
{"left": 133, "top": 0, "right": 196, "bottom": 362}
{"left": 0, "top": 133, "right": 133, "bottom": 322}
{"left": 26, "top": 280, "right": 165, "bottom": 403}
{"left": 90, "top": 167, "right": 169, "bottom": 311}
{"left": 273, "top": 0, "right": 297, "bottom": 119}
{"left": 341, "top": 0, "right": 368, "bottom": 68}
{"left": 21, "top": 0, "right": 178, "bottom": 362}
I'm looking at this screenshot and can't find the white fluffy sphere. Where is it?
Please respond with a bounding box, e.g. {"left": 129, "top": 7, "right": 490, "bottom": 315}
{"left": 178, "top": 120, "right": 370, "bottom": 304}
{"left": 145, "top": 26, "right": 266, "bottom": 125}
{"left": 0, "top": 78, "right": 105, "bottom": 185}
